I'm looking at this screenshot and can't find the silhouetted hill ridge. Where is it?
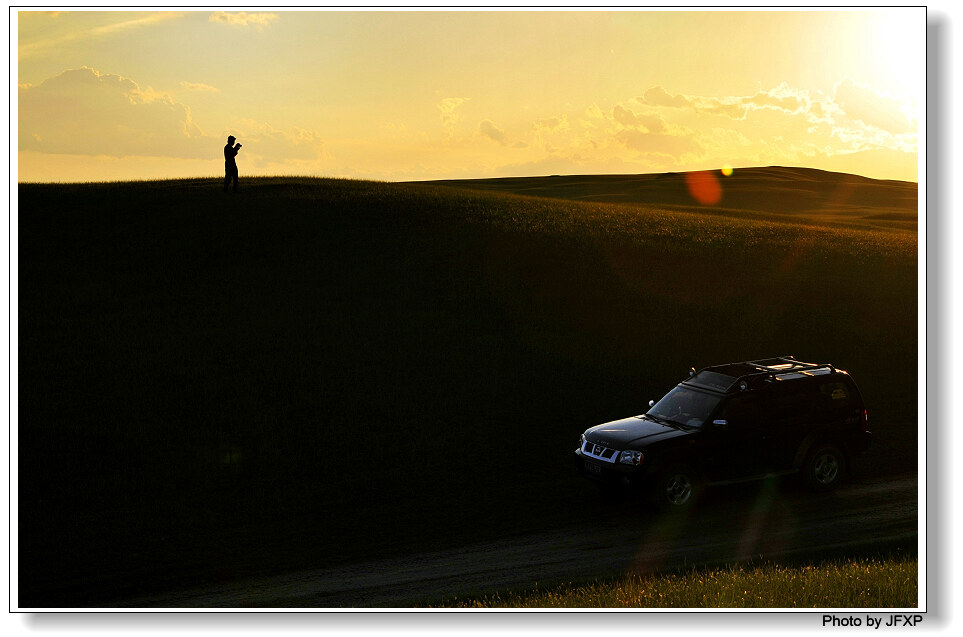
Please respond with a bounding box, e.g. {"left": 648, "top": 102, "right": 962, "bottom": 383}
{"left": 415, "top": 166, "right": 917, "bottom": 218}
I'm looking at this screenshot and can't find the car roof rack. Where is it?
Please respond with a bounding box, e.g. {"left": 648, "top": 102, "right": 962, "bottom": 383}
{"left": 686, "top": 356, "right": 838, "bottom": 392}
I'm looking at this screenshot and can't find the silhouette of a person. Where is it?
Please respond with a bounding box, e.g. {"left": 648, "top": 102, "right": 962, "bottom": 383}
{"left": 224, "top": 136, "right": 241, "bottom": 192}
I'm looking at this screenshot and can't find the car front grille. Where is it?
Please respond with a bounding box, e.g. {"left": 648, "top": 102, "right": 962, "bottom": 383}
{"left": 582, "top": 440, "right": 618, "bottom": 463}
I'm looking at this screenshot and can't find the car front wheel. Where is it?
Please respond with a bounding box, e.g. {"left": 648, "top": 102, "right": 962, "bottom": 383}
{"left": 650, "top": 464, "right": 701, "bottom": 512}
{"left": 803, "top": 443, "right": 846, "bottom": 492}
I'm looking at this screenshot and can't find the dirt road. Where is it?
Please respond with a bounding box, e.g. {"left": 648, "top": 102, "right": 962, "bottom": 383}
{"left": 114, "top": 474, "right": 918, "bottom": 608}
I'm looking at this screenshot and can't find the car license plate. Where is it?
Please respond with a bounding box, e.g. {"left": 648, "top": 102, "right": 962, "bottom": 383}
{"left": 584, "top": 461, "right": 601, "bottom": 476}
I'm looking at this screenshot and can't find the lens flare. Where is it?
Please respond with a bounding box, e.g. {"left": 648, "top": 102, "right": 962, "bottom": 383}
{"left": 685, "top": 170, "right": 722, "bottom": 206}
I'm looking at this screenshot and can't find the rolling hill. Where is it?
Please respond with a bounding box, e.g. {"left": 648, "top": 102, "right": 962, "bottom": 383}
{"left": 16, "top": 167, "right": 918, "bottom": 606}
{"left": 419, "top": 166, "right": 917, "bottom": 221}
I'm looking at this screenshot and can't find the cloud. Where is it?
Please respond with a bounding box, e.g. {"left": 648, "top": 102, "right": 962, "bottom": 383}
{"left": 636, "top": 81, "right": 918, "bottom": 159}
{"left": 508, "top": 79, "right": 914, "bottom": 178}
{"left": 584, "top": 104, "right": 605, "bottom": 120}
{"left": 612, "top": 104, "right": 666, "bottom": 133}
{"left": 19, "top": 67, "right": 207, "bottom": 158}
{"left": 180, "top": 81, "right": 220, "bottom": 93}
{"left": 612, "top": 104, "right": 638, "bottom": 127}
{"left": 19, "top": 12, "right": 185, "bottom": 58}
{"left": 640, "top": 84, "right": 812, "bottom": 119}
{"left": 530, "top": 115, "right": 575, "bottom": 155}
{"left": 696, "top": 99, "right": 748, "bottom": 119}
{"left": 438, "top": 98, "right": 470, "bottom": 138}
{"left": 808, "top": 101, "right": 827, "bottom": 122}
{"left": 606, "top": 104, "right": 695, "bottom": 159}
{"left": 227, "top": 120, "right": 326, "bottom": 165}
{"left": 637, "top": 82, "right": 917, "bottom": 168}
{"left": 91, "top": 12, "right": 185, "bottom": 37}
{"left": 731, "top": 83, "right": 811, "bottom": 119}
{"left": 19, "top": 67, "right": 324, "bottom": 166}
{"left": 537, "top": 101, "right": 690, "bottom": 161}
{"left": 479, "top": 119, "right": 507, "bottom": 145}
{"left": 615, "top": 129, "right": 701, "bottom": 159}
{"left": 533, "top": 115, "right": 569, "bottom": 134}
{"left": 641, "top": 86, "right": 690, "bottom": 109}
{"left": 521, "top": 105, "right": 703, "bottom": 166}
{"left": 209, "top": 12, "right": 279, "bottom": 29}
{"left": 641, "top": 86, "right": 745, "bottom": 118}
{"left": 746, "top": 90, "right": 805, "bottom": 113}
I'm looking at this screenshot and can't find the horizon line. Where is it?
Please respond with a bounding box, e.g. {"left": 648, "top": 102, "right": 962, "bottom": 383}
{"left": 16, "top": 165, "right": 921, "bottom": 186}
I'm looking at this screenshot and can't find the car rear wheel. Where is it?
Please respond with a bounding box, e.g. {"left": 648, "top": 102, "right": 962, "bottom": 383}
{"left": 650, "top": 464, "right": 701, "bottom": 512}
{"left": 803, "top": 443, "right": 846, "bottom": 492}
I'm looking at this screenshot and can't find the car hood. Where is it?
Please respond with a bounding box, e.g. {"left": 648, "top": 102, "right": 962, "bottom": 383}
{"left": 585, "top": 415, "right": 689, "bottom": 449}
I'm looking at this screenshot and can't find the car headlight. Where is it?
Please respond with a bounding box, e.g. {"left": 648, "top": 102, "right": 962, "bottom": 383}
{"left": 618, "top": 450, "right": 644, "bottom": 466}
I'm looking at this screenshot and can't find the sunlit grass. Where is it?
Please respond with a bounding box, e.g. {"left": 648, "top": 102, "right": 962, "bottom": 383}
{"left": 439, "top": 557, "right": 918, "bottom": 609}
{"left": 20, "top": 175, "right": 913, "bottom": 260}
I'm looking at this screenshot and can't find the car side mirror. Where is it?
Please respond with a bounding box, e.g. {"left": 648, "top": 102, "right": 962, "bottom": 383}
{"left": 712, "top": 419, "right": 729, "bottom": 431}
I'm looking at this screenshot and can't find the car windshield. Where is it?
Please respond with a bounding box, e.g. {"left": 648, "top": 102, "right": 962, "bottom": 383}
{"left": 647, "top": 385, "right": 723, "bottom": 428}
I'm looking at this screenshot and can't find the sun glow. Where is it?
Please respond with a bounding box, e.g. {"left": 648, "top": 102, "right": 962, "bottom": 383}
{"left": 864, "top": 11, "right": 923, "bottom": 119}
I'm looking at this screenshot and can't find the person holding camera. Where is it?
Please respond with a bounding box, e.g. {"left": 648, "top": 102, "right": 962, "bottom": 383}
{"left": 224, "top": 135, "right": 242, "bottom": 192}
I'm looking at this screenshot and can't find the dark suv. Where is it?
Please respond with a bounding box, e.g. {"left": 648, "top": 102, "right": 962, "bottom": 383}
{"left": 575, "top": 357, "right": 871, "bottom": 510}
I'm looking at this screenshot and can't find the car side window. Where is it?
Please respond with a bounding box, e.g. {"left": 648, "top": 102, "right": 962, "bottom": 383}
{"left": 816, "top": 380, "right": 854, "bottom": 414}
{"left": 768, "top": 387, "right": 815, "bottom": 421}
{"left": 721, "top": 395, "right": 761, "bottom": 428}
{"left": 819, "top": 381, "right": 851, "bottom": 402}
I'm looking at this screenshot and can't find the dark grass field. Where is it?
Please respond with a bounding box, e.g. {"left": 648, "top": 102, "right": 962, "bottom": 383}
{"left": 16, "top": 168, "right": 918, "bottom": 606}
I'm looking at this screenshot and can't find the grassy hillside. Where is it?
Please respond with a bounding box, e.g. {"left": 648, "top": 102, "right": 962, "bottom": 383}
{"left": 17, "top": 171, "right": 917, "bottom": 606}
{"left": 439, "top": 556, "right": 917, "bottom": 608}
{"left": 421, "top": 166, "right": 918, "bottom": 222}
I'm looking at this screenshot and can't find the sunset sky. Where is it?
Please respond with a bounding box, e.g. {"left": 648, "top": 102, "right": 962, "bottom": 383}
{"left": 16, "top": 8, "right": 925, "bottom": 183}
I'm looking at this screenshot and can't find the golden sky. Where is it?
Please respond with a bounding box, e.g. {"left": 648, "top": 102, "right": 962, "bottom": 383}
{"left": 16, "top": 9, "right": 924, "bottom": 183}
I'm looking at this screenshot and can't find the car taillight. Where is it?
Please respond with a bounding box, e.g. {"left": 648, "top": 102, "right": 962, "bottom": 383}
{"left": 860, "top": 409, "right": 870, "bottom": 432}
